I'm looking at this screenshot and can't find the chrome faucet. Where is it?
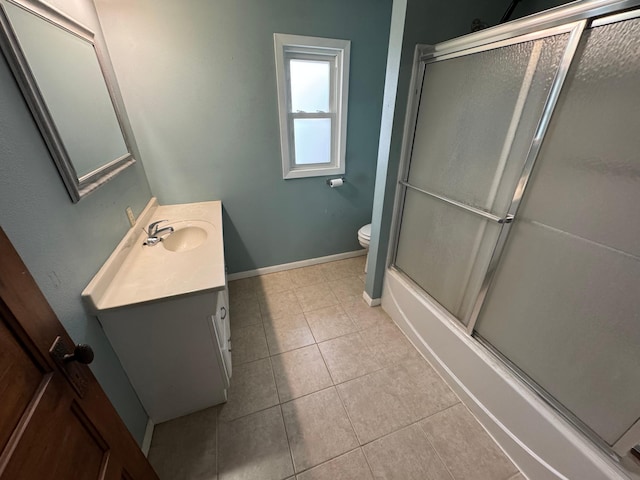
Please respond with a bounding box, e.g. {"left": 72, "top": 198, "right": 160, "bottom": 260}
{"left": 144, "top": 220, "right": 174, "bottom": 246}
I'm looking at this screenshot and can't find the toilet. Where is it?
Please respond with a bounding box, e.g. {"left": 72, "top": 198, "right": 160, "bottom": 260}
{"left": 358, "top": 223, "right": 371, "bottom": 273}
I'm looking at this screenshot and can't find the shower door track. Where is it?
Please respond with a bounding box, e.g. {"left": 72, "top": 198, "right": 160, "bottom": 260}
{"left": 474, "top": 333, "right": 622, "bottom": 461}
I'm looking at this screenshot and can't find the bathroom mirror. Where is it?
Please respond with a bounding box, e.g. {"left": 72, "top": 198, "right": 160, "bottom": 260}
{"left": 0, "top": 0, "right": 135, "bottom": 202}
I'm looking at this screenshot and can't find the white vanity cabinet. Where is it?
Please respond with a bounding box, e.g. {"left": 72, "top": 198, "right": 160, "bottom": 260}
{"left": 82, "top": 199, "right": 231, "bottom": 423}
{"left": 98, "top": 288, "right": 231, "bottom": 423}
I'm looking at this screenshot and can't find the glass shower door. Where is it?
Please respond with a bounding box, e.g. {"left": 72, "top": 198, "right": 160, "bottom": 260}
{"left": 394, "top": 30, "right": 572, "bottom": 324}
{"left": 474, "top": 13, "right": 640, "bottom": 450}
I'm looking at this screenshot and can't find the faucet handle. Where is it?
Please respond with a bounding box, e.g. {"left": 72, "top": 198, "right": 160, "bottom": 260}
{"left": 147, "top": 219, "right": 168, "bottom": 236}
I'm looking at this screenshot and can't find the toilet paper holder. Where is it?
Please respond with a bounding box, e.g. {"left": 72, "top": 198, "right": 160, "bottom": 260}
{"left": 326, "top": 177, "right": 345, "bottom": 188}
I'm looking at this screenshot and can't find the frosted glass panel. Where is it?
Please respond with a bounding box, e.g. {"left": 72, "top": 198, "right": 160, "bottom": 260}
{"left": 396, "top": 189, "right": 501, "bottom": 322}
{"left": 5, "top": 1, "right": 128, "bottom": 178}
{"left": 475, "top": 18, "right": 640, "bottom": 445}
{"left": 293, "top": 118, "right": 331, "bottom": 164}
{"left": 289, "top": 59, "right": 330, "bottom": 113}
{"left": 514, "top": 19, "right": 640, "bottom": 257}
{"left": 407, "top": 34, "right": 568, "bottom": 215}
{"left": 475, "top": 221, "right": 640, "bottom": 444}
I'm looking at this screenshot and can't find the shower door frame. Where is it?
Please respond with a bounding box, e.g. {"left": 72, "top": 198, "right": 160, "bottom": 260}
{"left": 388, "top": 0, "right": 640, "bottom": 459}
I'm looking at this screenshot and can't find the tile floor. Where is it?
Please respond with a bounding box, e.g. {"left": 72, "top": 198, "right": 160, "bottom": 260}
{"left": 148, "top": 256, "right": 523, "bottom": 480}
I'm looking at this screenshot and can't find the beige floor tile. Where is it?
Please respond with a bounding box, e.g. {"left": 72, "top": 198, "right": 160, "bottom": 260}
{"left": 231, "top": 323, "right": 269, "bottom": 366}
{"left": 342, "top": 299, "right": 392, "bottom": 331}
{"left": 218, "top": 358, "right": 279, "bottom": 421}
{"left": 359, "top": 322, "right": 422, "bottom": 367}
{"left": 336, "top": 369, "right": 413, "bottom": 445}
{"left": 271, "top": 345, "right": 333, "bottom": 402}
{"left": 230, "top": 298, "right": 262, "bottom": 329}
{"left": 319, "top": 257, "right": 365, "bottom": 281}
{"left": 148, "top": 259, "right": 518, "bottom": 479}
{"left": 318, "top": 332, "right": 381, "bottom": 384}
{"left": 304, "top": 304, "right": 358, "bottom": 343}
{"left": 363, "top": 424, "right": 454, "bottom": 480}
{"left": 420, "top": 403, "right": 518, "bottom": 480}
{"left": 347, "top": 255, "right": 367, "bottom": 271}
{"left": 148, "top": 406, "right": 218, "bottom": 480}
{"left": 328, "top": 275, "right": 365, "bottom": 304}
{"left": 288, "top": 264, "right": 327, "bottom": 288}
{"left": 229, "top": 277, "right": 258, "bottom": 294}
{"left": 387, "top": 357, "right": 459, "bottom": 422}
{"left": 229, "top": 277, "right": 259, "bottom": 304}
{"left": 317, "top": 260, "right": 350, "bottom": 282}
{"left": 218, "top": 406, "right": 294, "bottom": 480}
{"left": 263, "top": 312, "right": 315, "bottom": 355}
{"left": 296, "top": 448, "right": 373, "bottom": 480}
{"left": 282, "top": 387, "right": 358, "bottom": 472}
{"left": 294, "top": 283, "right": 340, "bottom": 312}
{"left": 259, "top": 290, "right": 303, "bottom": 319}
{"left": 255, "top": 270, "right": 294, "bottom": 295}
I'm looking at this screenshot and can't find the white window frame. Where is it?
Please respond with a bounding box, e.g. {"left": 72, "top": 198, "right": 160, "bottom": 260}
{"left": 274, "top": 33, "right": 350, "bottom": 179}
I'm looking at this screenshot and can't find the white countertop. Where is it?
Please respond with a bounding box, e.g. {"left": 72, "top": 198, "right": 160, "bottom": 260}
{"left": 82, "top": 198, "right": 226, "bottom": 312}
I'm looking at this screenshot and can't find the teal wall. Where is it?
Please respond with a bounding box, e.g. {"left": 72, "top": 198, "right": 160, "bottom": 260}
{"left": 512, "top": 0, "right": 576, "bottom": 19}
{"left": 95, "top": 0, "right": 393, "bottom": 274}
{"left": 0, "top": 0, "right": 150, "bottom": 443}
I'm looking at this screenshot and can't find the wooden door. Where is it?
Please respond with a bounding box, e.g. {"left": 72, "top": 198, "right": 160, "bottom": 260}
{"left": 0, "top": 227, "right": 158, "bottom": 480}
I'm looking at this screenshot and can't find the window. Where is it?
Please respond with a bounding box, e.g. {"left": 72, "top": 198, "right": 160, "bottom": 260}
{"left": 274, "top": 33, "right": 350, "bottom": 179}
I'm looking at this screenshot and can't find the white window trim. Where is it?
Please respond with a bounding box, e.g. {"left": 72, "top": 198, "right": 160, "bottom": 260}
{"left": 274, "top": 33, "right": 350, "bottom": 179}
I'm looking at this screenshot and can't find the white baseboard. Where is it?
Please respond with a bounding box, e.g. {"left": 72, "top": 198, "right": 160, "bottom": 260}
{"left": 141, "top": 418, "right": 155, "bottom": 456}
{"left": 363, "top": 291, "right": 381, "bottom": 306}
{"left": 227, "top": 249, "right": 367, "bottom": 281}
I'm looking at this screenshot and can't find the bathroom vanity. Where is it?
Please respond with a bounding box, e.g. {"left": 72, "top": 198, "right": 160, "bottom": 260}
{"left": 82, "top": 199, "right": 231, "bottom": 423}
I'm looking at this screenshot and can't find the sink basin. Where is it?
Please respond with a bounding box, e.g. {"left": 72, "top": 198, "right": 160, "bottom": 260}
{"left": 162, "top": 223, "right": 208, "bottom": 252}
{"left": 82, "top": 199, "right": 226, "bottom": 313}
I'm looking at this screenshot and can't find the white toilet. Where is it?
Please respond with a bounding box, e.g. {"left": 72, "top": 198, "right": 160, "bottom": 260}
{"left": 358, "top": 223, "right": 371, "bottom": 273}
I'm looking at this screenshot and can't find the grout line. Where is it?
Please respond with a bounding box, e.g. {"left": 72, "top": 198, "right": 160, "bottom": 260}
{"left": 317, "top": 351, "right": 338, "bottom": 388}
{"left": 315, "top": 333, "right": 338, "bottom": 387}
{"left": 279, "top": 385, "right": 359, "bottom": 476}
{"left": 333, "top": 379, "right": 365, "bottom": 447}
{"left": 268, "top": 354, "right": 284, "bottom": 406}
{"left": 357, "top": 442, "right": 378, "bottom": 479}
{"left": 293, "top": 446, "right": 370, "bottom": 478}
{"left": 302, "top": 310, "right": 321, "bottom": 345}
{"left": 278, "top": 402, "right": 297, "bottom": 477}
{"left": 217, "top": 402, "right": 281, "bottom": 426}
{"left": 418, "top": 421, "right": 458, "bottom": 480}
{"left": 228, "top": 322, "right": 269, "bottom": 368}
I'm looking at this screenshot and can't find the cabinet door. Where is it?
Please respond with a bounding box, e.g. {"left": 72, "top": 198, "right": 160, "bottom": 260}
{"left": 212, "top": 289, "right": 232, "bottom": 381}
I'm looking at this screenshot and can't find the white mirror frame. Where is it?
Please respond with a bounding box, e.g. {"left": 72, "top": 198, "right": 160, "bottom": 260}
{"left": 0, "top": 0, "right": 135, "bottom": 202}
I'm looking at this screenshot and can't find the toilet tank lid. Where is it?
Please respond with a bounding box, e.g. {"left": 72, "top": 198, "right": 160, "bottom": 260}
{"left": 359, "top": 223, "right": 371, "bottom": 238}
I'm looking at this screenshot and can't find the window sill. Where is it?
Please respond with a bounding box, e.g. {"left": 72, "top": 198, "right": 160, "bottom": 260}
{"left": 283, "top": 165, "right": 345, "bottom": 180}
